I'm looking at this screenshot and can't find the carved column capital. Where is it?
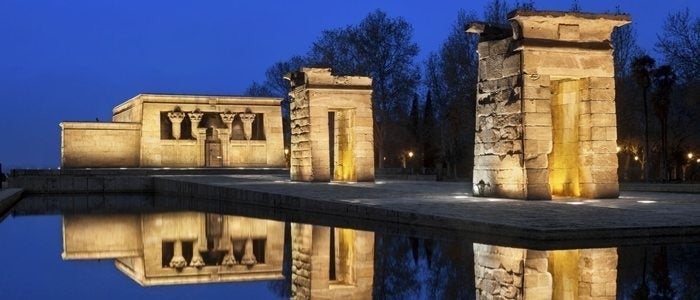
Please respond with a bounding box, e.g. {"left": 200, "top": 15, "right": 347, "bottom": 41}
{"left": 167, "top": 111, "right": 186, "bottom": 122}
{"left": 167, "top": 111, "right": 186, "bottom": 140}
{"left": 239, "top": 113, "right": 256, "bottom": 140}
{"left": 187, "top": 112, "right": 203, "bottom": 122}
{"left": 187, "top": 112, "right": 204, "bottom": 139}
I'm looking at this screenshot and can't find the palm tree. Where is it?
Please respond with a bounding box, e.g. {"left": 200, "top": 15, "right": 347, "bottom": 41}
{"left": 632, "top": 55, "right": 655, "bottom": 181}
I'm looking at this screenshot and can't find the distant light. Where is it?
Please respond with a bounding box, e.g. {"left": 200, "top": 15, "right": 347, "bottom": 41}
{"left": 375, "top": 181, "right": 385, "bottom": 185}
{"left": 634, "top": 155, "right": 639, "bottom": 161}
{"left": 408, "top": 151, "right": 414, "bottom": 158}
{"left": 688, "top": 152, "right": 694, "bottom": 159}
{"left": 697, "top": 159, "right": 700, "bottom": 163}
{"left": 566, "top": 201, "right": 585, "bottom": 205}
{"left": 637, "top": 200, "right": 656, "bottom": 204}
{"left": 284, "top": 148, "right": 289, "bottom": 155}
{"left": 383, "top": 157, "right": 386, "bottom": 161}
{"left": 616, "top": 146, "right": 621, "bottom": 153}
{"left": 454, "top": 195, "right": 469, "bottom": 199}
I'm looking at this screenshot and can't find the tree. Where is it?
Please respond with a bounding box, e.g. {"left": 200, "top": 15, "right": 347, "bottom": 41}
{"left": 632, "top": 55, "right": 655, "bottom": 181}
{"left": 484, "top": 0, "right": 536, "bottom": 25}
{"left": 423, "top": 90, "right": 436, "bottom": 170}
{"left": 569, "top": 0, "right": 582, "bottom": 12}
{"left": 309, "top": 10, "right": 421, "bottom": 168}
{"left": 244, "top": 55, "right": 308, "bottom": 149}
{"left": 423, "top": 10, "right": 480, "bottom": 178}
{"left": 655, "top": 9, "right": 700, "bottom": 82}
{"left": 651, "top": 65, "right": 676, "bottom": 181}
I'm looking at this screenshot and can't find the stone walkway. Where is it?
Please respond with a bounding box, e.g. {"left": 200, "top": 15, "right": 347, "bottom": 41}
{"left": 154, "top": 175, "right": 700, "bottom": 250}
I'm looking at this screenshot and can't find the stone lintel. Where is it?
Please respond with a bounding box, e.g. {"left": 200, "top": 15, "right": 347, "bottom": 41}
{"left": 509, "top": 10, "right": 630, "bottom": 43}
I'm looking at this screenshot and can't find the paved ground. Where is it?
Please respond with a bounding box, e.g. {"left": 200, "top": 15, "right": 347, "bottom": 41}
{"left": 152, "top": 175, "right": 700, "bottom": 250}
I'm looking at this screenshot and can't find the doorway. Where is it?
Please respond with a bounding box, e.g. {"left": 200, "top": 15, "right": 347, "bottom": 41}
{"left": 548, "top": 79, "right": 581, "bottom": 197}
{"left": 205, "top": 127, "right": 223, "bottom": 167}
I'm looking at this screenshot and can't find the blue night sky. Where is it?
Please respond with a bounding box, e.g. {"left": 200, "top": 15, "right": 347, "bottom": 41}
{"left": 1, "top": 0, "right": 699, "bottom": 170}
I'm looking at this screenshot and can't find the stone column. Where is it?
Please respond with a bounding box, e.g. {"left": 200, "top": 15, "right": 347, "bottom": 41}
{"left": 219, "top": 112, "right": 236, "bottom": 131}
{"left": 241, "top": 237, "right": 257, "bottom": 266}
{"left": 218, "top": 127, "right": 231, "bottom": 166}
{"left": 169, "top": 239, "right": 187, "bottom": 269}
{"left": 196, "top": 128, "right": 207, "bottom": 167}
{"left": 187, "top": 112, "right": 203, "bottom": 138}
{"left": 167, "top": 111, "right": 186, "bottom": 140}
{"left": 239, "top": 113, "right": 256, "bottom": 140}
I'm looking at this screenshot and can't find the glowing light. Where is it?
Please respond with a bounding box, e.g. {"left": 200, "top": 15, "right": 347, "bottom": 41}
{"left": 284, "top": 148, "right": 289, "bottom": 155}
{"left": 634, "top": 155, "right": 639, "bottom": 161}
{"left": 408, "top": 151, "right": 414, "bottom": 158}
{"left": 566, "top": 201, "right": 585, "bottom": 205}
{"left": 697, "top": 158, "right": 700, "bottom": 163}
{"left": 616, "top": 146, "right": 621, "bottom": 153}
{"left": 375, "top": 181, "right": 385, "bottom": 185}
{"left": 688, "top": 152, "right": 694, "bottom": 159}
{"left": 637, "top": 200, "right": 656, "bottom": 204}
{"left": 453, "top": 195, "right": 469, "bottom": 199}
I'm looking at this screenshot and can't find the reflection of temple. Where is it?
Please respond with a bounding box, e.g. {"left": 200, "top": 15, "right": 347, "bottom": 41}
{"left": 61, "top": 212, "right": 375, "bottom": 295}
{"left": 60, "top": 94, "right": 285, "bottom": 168}
{"left": 62, "top": 212, "right": 285, "bottom": 286}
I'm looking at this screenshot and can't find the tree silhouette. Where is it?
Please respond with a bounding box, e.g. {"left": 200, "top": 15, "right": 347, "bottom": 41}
{"left": 651, "top": 65, "right": 676, "bottom": 181}
{"left": 632, "top": 55, "right": 655, "bottom": 181}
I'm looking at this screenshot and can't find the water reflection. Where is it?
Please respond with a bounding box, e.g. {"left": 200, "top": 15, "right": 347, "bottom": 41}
{"left": 4, "top": 195, "right": 700, "bottom": 299}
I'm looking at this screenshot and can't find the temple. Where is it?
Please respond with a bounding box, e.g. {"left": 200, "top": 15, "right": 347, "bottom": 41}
{"left": 468, "top": 10, "right": 630, "bottom": 199}
{"left": 60, "top": 94, "right": 285, "bottom": 168}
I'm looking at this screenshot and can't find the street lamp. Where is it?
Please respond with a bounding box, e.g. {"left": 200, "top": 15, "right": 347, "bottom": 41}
{"left": 688, "top": 152, "right": 694, "bottom": 159}
{"left": 634, "top": 155, "right": 639, "bottom": 161}
{"left": 408, "top": 151, "right": 414, "bottom": 158}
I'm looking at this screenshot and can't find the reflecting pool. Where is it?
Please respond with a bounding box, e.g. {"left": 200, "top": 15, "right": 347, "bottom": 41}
{"left": 1, "top": 194, "right": 699, "bottom": 299}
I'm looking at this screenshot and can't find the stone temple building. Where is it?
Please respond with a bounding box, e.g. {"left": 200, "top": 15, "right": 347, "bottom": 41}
{"left": 468, "top": 10, "right": 630, "bottom": 200}
{"left": 60, "top": 94, "right": 285, "bottom": 168}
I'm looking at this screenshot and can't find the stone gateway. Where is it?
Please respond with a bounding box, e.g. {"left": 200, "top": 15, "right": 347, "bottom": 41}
{"left": 468, "top": 10, "right": 630, "bottom": 200}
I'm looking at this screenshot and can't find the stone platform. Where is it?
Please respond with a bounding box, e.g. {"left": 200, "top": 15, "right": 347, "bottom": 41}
{"left": 153, "top": 175, "right": 700, "bottom": 250}
{"left": 9, "top": 170, "right": 700, "bottom": 250}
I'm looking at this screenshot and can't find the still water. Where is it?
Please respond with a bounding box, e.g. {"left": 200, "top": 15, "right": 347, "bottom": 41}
{"left": 1, "top": 194, "right": 699, "bottom": 299}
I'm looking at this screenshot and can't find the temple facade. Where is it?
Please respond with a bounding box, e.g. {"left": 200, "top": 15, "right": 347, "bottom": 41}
{"left": 60, "top": 94, "right": 285, "bottom": 168}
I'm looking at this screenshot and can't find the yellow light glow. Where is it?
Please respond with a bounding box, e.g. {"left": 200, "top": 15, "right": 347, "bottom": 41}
{"left": 408, "top": 151, "right": 414, "bottom": 158}
{"left": 688, "top": 152, "right": 694, "bottom": 159}
{"left": 284, "top": 148, "right": 289, "bottom": 155}
{"left": 616, "top": 146, "right": 621, "bottom": 153}
{"left": 634, "top": 155, "right": 639, "bottom": 161}
{"left": 697, "top": 159, "right": 700, "bottom": 163}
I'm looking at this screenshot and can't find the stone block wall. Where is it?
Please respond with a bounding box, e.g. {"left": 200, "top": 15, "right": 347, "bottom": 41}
{"left": 61, "top": 122, "right": 141, "bottom": 168}
{"left": 473, "top": 37, "right": 528, "bottom": 199}
{"left": 287, "top": 68, "right": 374, "bottom": 182}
